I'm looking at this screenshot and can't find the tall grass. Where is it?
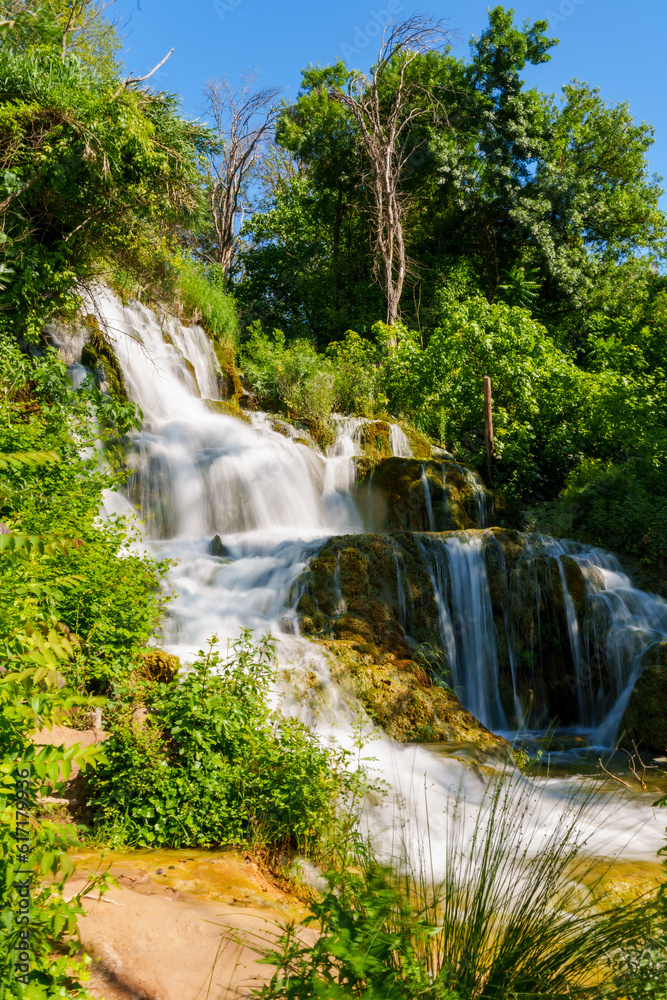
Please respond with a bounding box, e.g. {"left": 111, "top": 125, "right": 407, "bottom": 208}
{"left": 251, "top": 772, "right": 664, "bottom": 999}
{"left": 174, "top": 254, "right": 238, "bottom": 345}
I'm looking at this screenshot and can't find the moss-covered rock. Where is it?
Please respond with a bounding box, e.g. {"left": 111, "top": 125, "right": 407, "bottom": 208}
{"left": 321, "top": 639, "right": 509, "bottom": 753}
{"left": 80, "top": 314, "right": 127, "bottom": 402}
{"left": 294, "top": 528, "right": 614, "bottom": 731}
{"left": 356, "top": 457, "right": 487, "bottom": 532}
{"left": 140, "top": 650, "right": 181, "bottom": 684}
{"left": 620, "top": 643, "right": 667, "bottom": 753}
{"left": 203, "top": 398, "right": 251, "bottom": 422}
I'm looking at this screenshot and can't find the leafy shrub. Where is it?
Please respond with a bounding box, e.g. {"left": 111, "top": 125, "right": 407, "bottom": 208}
{"left": 0, "top": 332, "right": 169, "bottom": 694}
{"left": 256, "top": 863, "right": 461, "bottom": 1000}
{"left": 557, "top": 457, "right": 667, "bottom": 591}
{"left": 326, "top": 330, "right": 384, "bottom": 417}
{"left": 242, "top": 324, "right": 336, "bottom": 426}
{"left": 87, "top": 632, "right": 350, "bottom": 853}
{"left": 0, "top": 540, "right": 108, "bottom": 998}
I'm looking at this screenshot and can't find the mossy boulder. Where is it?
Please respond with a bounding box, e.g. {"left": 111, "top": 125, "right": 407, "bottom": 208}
{"left": 355, "top": 421, "right": 394, "bottom": 463}
{"left": 140, "top": 650, "right": 181, "bottom": 684}
{"left": 203, "top": 398, "right": 251, "bottom": 422}
{"left": 620, "top": 643, "right": 667, "bottom": 753}
{"left": 356, "top": 457, "right": 484, "bottom": 532}
{"left": 295, "top": 529, "right": 610, "bottom": 731}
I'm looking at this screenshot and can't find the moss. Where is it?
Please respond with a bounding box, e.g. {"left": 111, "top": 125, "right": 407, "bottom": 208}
{"left": 140, "top": 650, "right": 180, "bottom": 684}
{"left": 620, "top": 643, "right": 667, "bottom": 753}
{"left": 80, "top": 314, "right": 127, "bottom": 402}
{"left": 203, "top": 398, "right": 251, "bottom": 422}
{"left": 560, "top": 555, "right": 587, "bottom": 620}
{"left": 321, "top": 638, "right": 508, "bottom": 752}
{"left": 401, "top": 423, "right": 435, "bottom": 460}
{"left": 360, "top": 458, "right": 480, "bottom": 532}
{"left": 356, "top": 421, "right": 393, "bottom": 464}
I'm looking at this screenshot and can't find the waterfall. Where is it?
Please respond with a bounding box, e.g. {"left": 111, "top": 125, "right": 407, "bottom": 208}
{"left": 419, "top": 534, "right": 506, "bottom": 730}
{"left": 56, "top": 288, "right": 665, "bottom": 863}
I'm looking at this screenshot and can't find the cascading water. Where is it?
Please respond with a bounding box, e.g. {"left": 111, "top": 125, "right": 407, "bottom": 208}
{"left": 58, "top": 287, "right": 666, "bottom": 861}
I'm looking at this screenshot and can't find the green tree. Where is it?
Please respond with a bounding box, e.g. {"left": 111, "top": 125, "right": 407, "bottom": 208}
{"left": 0, "top": 4, "right": 215, "bottom": 339}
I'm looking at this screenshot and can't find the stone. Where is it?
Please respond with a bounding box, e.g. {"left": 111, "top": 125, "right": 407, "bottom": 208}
{"left": 208, "top": 534, "right": 230, "bottom": 558}
{"left": 356, "top": 457, "right": 480, "bottom": 532}
{"left": 140, "top": 650, "right": 181, "bottom": 684}
{"left": 620, "top": 643, "right": 667, "bottom": 754}
{"left": 322, "top": 639, "right": 509, "bottom": 754}
{"left": 294, "top": 528, "right": 614, "bottom": 730}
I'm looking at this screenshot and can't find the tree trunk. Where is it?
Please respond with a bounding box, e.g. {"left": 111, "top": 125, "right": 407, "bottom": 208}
{"left": 484, "top": 375, "right": 494, "bottom": 481}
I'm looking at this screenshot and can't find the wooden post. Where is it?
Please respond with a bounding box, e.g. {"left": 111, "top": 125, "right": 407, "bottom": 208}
{"left": 483, "top": 375, "right": 494, "bottom": 482}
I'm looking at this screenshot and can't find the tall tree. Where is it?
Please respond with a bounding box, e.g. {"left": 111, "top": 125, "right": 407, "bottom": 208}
{"left": 328, "top": 16, "right": 449, "bottom": 328}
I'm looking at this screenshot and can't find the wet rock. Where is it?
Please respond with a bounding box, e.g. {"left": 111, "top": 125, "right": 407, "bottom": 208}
{"left": 209, "top": 534, "right": 230, "bottom": 558}
{"left": 620, "top": 643, "right": 667, "bottom": 754}
{"left": 80, "top": 314, "right": 127, "bottom": 402}
{"left": 294, "top": 528, "right": 613, "bottom": 730}
{"left": 356, "top": 457, "right": 482, "bottom": 532}
{"left": 323, "top": 639, "right": 509, "bottom": 753}
{"left": 355, "top": 421, "right": 394, "bottom": 462}
{"left": 204, "top": 399, "right": 251, "bottom": 423}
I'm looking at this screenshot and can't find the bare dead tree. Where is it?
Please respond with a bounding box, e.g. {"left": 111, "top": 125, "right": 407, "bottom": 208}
{"left": 201, "top": 72, "right": 281, "bottom": 283}
{"left": 329, "top": 16, "right": 450, "bottom": 330}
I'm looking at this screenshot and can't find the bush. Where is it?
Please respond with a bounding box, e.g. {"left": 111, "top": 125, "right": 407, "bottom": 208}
{"left": 0, "top": 332, "right": 169, "bottom": 694}
{"left": 557, "top": 457, "right": 667, "bottom": 587}
{"left": 241, "top": 324, "right": 336, "bottom": 426}
{"left": 326, "top": 330, "right": 384, "bottom": 417}
{"left": 87, "top": 632, "right": 349, "bottom": 853}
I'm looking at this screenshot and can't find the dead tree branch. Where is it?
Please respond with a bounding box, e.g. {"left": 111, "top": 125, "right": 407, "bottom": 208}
{"left": 113, "top": 48, "right": 174, "bottom": 98}
{"left": 200, "top": 71, "right": 281, "bottom": 283}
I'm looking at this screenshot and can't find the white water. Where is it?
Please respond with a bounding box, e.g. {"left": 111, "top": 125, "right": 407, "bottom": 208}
{"left": 61, "top": 288, "right": 665, "bottom": 861}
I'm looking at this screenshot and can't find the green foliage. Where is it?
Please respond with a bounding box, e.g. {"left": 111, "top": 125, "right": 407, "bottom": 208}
{"left": 239, "top": 6, "right": 665, "bottom": 343}
{"left": 0, "top": 332, "right": 169, "bottom": 694}
{"left": 326, "top": 332, "right": 385, "bottom": 418}
{"left": 0, "top": 4, "right": 215, "bottom": 339}
{"left": 86, "top": 632, "right": 357, "bottom": 853}
{"left": 172, "top": 254, "right": 238, "bottom": 345}
{"left": 242, "top": 324, "right": 336, "bottom": 426}
{"left": 256, "top": 864, "right": 460, "bottom": 1000}
{"left": 0, "top": 601, "right": 108, "bottom": 997}
{"left": 558, "top": 458, "right": 667, "bottom": 584}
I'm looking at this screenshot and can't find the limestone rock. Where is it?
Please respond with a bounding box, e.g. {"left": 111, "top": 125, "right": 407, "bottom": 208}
{"left": 209, "top": 534, "right": 231, "bottom": 558}
{"left": 355, "top": 457, "right": 481, "bottom": 532}
{"left": 293, "top": 529, "right": 601, "bottom": 729}
{"left": 322, "top": 639, "right": 509, "bottom": 754}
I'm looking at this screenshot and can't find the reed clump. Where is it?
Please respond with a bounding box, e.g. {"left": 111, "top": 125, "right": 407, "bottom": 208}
{"left": 250, "top": 773, "right": 666, "bottom": 999}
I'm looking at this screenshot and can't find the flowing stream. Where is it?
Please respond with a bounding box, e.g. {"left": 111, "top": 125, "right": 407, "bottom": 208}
{"left": 57, "top": 287, "right": 667, "bottom": 863}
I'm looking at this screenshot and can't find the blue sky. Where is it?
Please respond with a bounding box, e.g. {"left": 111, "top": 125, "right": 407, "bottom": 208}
{"left": 111, "top": 0, "right": 667, "bottom": 197}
